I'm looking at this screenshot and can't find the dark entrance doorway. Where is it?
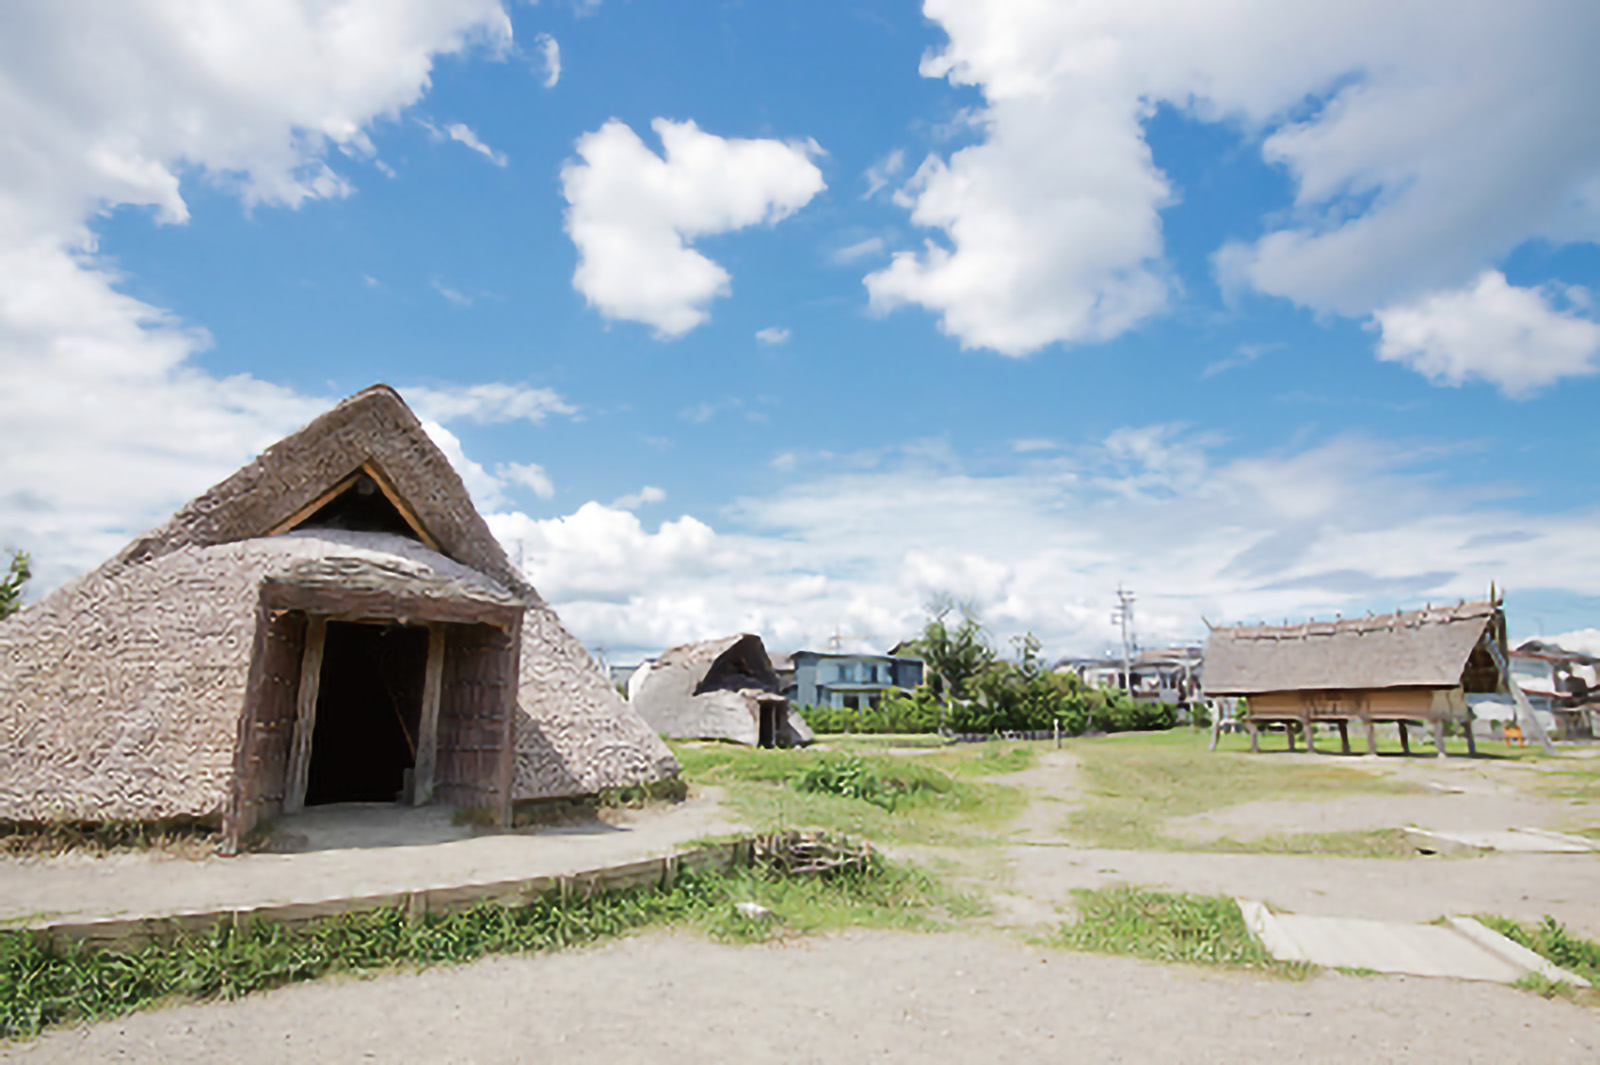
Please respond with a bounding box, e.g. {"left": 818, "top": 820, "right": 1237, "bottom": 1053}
{"left": 305, "top": 621, "right": 429, "bottom": 806}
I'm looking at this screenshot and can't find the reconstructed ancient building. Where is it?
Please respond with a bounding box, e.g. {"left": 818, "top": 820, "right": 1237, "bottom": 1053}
{"left": 0, "top": 386, "right": 677, "bottom": 848}
{"left": 1203, "top": 600, "right": 1507, "bottom": 755}
{"left": 630, "top": 634, "right": 811, "bottom": 748}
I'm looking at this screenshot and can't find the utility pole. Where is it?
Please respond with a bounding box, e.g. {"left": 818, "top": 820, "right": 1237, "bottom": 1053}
{"left": 1111, "top": 586, "right": 1136, "bottom": 698}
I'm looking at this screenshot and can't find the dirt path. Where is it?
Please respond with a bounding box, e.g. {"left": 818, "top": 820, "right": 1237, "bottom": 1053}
{"left": 8, "top": 929, "right": 1597, "bottom": 1063}
{"left": 1004, "top": 845, "right": 1600, "bottom": 937}
{"left": 986, "top": 748, "right": 1083, "bottom": 843}
{"left": 1167, "top": 752, "right": 1596, "bottom": 843}
{"left": 0, "top": 790, "right": 746, "bottom": 927}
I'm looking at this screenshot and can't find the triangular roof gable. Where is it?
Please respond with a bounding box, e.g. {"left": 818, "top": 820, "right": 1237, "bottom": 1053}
{"left": 109, "top": 385, "right": 537, "bottom": 600}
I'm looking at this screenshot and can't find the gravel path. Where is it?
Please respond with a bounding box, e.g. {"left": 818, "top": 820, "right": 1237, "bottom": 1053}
{"left": 7, "top": 929, "right": 1597, "bottom": 1063}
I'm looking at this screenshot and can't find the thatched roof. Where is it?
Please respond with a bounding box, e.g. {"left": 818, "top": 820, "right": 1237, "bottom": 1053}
{"left": 630, "top": 634, "right": 811, "bottom": 746}
{"left": 0, "top": 386, "right": 676, "bottom": 824}
{"left": 1203, "top": 600, "right": 1499, "bottom": 696}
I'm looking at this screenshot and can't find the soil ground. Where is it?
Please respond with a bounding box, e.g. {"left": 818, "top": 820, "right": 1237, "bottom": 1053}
{"left": 6, "top": 929, "right": 1599, "bottom": 1063}
{"left": 5, "top": 734, "right": 1599, "bottom": 1060}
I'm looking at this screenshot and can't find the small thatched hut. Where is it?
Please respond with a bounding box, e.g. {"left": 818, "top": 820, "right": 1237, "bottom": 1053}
{"left": 630, "top": 634, "right": 812, "bottom": 748}
{"left": 0, "top": 386, "right": 677, "bottom": 849}
{"left": 1203, "top": 600, "right": 1506, "bottom": 755}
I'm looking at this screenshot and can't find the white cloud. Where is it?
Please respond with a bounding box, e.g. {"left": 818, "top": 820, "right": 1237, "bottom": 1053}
{"left": 475, "top": 423, "right": 1600, "bottom": 660}
{"left": 498, "top": 461, "right": 555, "bottom": 500}
{"left": 1010, "top": 438, "right": 1059, "bottom": 454}
{"left": 877, "top": 1, "right": 1600, "bottom": 373}
{"left": 862, "top": 148, "right": 905, "bottom": 199}
{"left": 755, "top": 326, "right": 791, "bottom": 346}
{"left": 533, "top": 33, "right": 561, "bottom": 88}
{"left": 1545, "top": 629, "right": 1600, "bottom": 657}
{"left": 403, "top": 383, "right": 578, "bottom": 425}
{"left": 446, "top": 122, "right": 508, "bottom": 167}
{"left": 418, "top": 420, "right": 506, "bottom": 510}
{"left": 561, "top": 118, "right": 826, "bottom": 338}
{"left": 1374, "top": 271, "right": 1600, "bottom": 397}
{"left": 832, "top": 237, "right": 885, "bottom": 265}
{"left": 430, "top": 278, "right": 473, "bottom": 306}
{"left": 0, "top": 1, "right": 510, "bottom": 590}
{"left": 611, "top": 485, "right": 666, "bottom": 510}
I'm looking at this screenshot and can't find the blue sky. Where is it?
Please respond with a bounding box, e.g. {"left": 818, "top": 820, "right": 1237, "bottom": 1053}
{"left": 5, "top": 1, "right": 1600, "bottom": 661}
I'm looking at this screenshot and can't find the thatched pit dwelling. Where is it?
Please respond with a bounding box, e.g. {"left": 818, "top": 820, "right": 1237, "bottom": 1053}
{"left": 630, "top": 634, "right": 812, "bottom": 748}
{"left": 1203, "top": 600, "right": 1505, "bottom": 755}
{"left": 0, "top": 386, "right": 677, "bottom": 850}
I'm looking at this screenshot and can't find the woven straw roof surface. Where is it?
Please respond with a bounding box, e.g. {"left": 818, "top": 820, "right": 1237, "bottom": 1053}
{"left": 1203, "top": 600, "right": 1497, "bottom": 696}
{"left": 108, "top": 385, "right": 534, "bottom": 600}
{"left": 629, "top": 634, "right": 785, "bottom": 746}
{"left": 0, "top": 386, "right": 677, "bottom": 822}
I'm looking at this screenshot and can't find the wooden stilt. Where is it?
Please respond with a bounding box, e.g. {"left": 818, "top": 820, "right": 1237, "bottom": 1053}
{"left": 1464, "top": 715, "right": 1478, "bottom": 756}
{"left": 1431, "top": 718, "right": 1447, "bottom": 759}
{"left": 1365, "top": 716, "right": 1378, "bottom": 755}
{"left": 1286, "top": 723, "right": 1296, "bottom": 752}
{"left": 1303, "top": 716, "right": 1316, "bottom": 753}
{"left": 1248, "top": 722, "right": 1259, "bottom": 754}
{"left": 1338, "top": 720, "right": 1351, "bottom": 754}
{"left": 1399, "top": 721, "right": 1411, "bottom": 755}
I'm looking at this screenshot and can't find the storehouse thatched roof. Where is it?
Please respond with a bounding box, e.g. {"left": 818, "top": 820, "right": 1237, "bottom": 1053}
{"left": 631, "top": 634, "right": 811, "bottom": 746}
{"left": 0, "top": 386, "right": 676, "bottom": 824}
{"left": 1202, "top": 600, "right": 1500, "bottom": 696}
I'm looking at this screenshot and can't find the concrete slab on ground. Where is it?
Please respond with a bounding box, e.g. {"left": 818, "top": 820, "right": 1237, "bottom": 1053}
{"left": 1404, "top": 826, "right": 1598, "bottom": 855}
{"left": 1238, "top": 899, "right": 1590, "bottom": 986}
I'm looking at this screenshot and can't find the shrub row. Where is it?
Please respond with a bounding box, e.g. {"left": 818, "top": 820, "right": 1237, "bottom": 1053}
{"left": 797, "top": 679, "right": 1176, "bottom": 737}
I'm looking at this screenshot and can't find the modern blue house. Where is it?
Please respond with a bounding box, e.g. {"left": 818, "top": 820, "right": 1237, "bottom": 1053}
{"left": 788, "top": 651, "right": 925, "bottom": 710}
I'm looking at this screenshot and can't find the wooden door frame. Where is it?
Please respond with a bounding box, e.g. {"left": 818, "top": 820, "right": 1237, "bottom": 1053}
{"left": 238, "top": 581, "right": 520, "bottom": 838}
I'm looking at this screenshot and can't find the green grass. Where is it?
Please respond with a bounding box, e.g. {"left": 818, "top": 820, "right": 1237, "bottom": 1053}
{"left": 0, "top": 858, "right": 956, "bottom": 1041}
{"left": 1202, "top": 828, "right": 1418, "bottom": 859}
{"left": 1055, "top": 885, "right": 1307, "bottom": 975}
{"left": 1064, "top": 730, "right": 1419, "bottom": 852}
{"left": 672, "top": 743, "right": 1026, "bottom": 846}
{"left": 1533, "top": 760, "right": 1600, "bottom": 803}
{"left": 1474, "top": 913, "right": 1600, "bottom": 1000}
{"left": 0, "top": 821, "right": 217, "bottom": 859}
{"left": 926, "top": 741, "right": 1041, "bottom": 777}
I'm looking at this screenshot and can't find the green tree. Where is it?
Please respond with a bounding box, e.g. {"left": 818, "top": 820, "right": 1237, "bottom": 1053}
{"left": 0, "top": 550, "right": 30, "bottom": 620}
{"left": 911, "top": 598, "right": 994, "bottom": 701}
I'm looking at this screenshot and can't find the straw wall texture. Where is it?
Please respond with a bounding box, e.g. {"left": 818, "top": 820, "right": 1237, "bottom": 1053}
{"left": 1, "top": 529, "right": 677, "bottom": 822}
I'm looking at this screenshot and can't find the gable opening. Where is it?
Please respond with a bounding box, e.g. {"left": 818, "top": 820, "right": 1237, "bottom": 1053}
{"left": 297, "top": 472, "right": 423, "bottom": 542}
{"left": 305, "top": 621, "right": 429, "bottom": 806}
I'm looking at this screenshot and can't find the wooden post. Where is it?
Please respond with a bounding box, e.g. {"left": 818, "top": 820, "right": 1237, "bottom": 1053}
{"left": 1303, "top": 716, "right": 1316, "bottom": 753}
{"left": 283, "top": 615, "right": 328, "bottom": 815}
{"left": 1286, "top": 723, "right": 1296, "bottom": 752}
{"left": 413, "top": 624, "right": 447, "bottom": 806}
{"left": 1365, "top": 716, "right": 1377, "bottom": 755}
{"left": 1248, "top": 721, "right": 1259, "bottom": 754}
{"left": 1208, "top": 700, "right": 1223, "bottom": 751}
{"left": 1464, "top": 714, "right": 1478, "bottom": 756}
{"left": 1431, "top": 718, "right": 1447, "bottom": 759}
{"left": 1338, "top": 720, "right": 1351, "bottom": 755}
{"left": 1399, "top": 721, "right": 1411, "bottom": 755}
